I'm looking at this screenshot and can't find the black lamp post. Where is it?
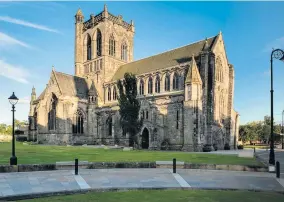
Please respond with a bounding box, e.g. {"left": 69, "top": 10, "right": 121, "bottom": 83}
{"left": 269, "top": 49, "right": 284, "bottom": 165}
{"left": 8, "top": 92, "right": 19, "bottom": 165}
{"left": 281, "top": 110, "right": 284, "bottom": 149}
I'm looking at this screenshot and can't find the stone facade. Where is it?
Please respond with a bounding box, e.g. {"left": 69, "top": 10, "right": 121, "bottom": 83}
{"left": 28, "top": 5, "right": 240, "bottom": 151}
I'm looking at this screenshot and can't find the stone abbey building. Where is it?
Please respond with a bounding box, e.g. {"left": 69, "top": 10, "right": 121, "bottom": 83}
{"left": 28, "top": 5, "right": 239, "bottom": 151}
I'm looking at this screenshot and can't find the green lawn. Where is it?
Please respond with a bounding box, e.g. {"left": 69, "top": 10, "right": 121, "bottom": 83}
{"left": 22, "top": 190, "right": 284, "bottom": 202}
{"left": 244, "top": 145, "right": 269, "bottom": 149}
{"left": 0, "top": 142, "right": 261, "bottom": 166}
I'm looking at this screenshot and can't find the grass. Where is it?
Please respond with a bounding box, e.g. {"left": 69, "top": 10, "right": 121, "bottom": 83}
{"left": 244, "top": 145, "right": 269, "bottom": 149}
{"left": 0, "top": 142, "right": 261, "bottom": 166}
{"left": 22, "top": 190, "right": 284, "bottom": 202}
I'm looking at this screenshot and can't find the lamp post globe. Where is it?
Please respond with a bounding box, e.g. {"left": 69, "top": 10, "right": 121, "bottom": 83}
{"left": 8, "top": 92, "right": 18, "bottom": 165}
{"left": 269, "top": 49, "right": 284, "bottom": 167}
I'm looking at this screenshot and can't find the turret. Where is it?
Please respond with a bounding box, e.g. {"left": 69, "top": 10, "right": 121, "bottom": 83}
{"left": 185, "top": 55, "right": 203, "bottom": 101}
{"left": 88, "top": 80, "right": 97, "bottom": 105}
{"left": 75, "top": 8, "right": 84, "bottom": 76}
{"left": 29, "top": 86, "right": 36, "bottom": 116}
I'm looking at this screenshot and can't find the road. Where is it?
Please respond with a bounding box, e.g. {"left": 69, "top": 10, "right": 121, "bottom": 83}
{"left": 256, "top": 149, "right": 284, "bottom": 178}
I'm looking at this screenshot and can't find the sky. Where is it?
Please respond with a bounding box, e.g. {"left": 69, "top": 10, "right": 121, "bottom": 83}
{"left": 0, "top": 1, "right": 283, "bottom": 125}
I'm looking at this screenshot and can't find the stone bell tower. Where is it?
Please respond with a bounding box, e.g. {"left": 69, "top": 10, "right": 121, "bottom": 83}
{"left": 74, "top": 5, "right": 135, "bottom": 81}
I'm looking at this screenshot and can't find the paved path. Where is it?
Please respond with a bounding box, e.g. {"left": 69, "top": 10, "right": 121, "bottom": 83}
{"left": 0, "top": 169, "right": 284, "bottom": 200}
{"left": 256, "top": 149, "right": 284, "bottom": 178}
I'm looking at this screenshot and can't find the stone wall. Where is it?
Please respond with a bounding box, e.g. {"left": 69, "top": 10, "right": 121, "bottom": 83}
{"left": 0, "top": 134, "right": 12, "bottom": 142}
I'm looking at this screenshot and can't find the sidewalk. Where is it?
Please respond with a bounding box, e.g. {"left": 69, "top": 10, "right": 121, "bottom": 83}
{"left": 1, "top": 168, "right": 284, "bottom": 200}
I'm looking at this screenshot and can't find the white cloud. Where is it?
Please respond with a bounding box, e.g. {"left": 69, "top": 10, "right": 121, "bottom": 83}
{"left": 0, "top": 16, "right": 60, "bottom": 34}
{"left": 264, "top": 36, "right": 284, "bottom": 52}
{"left": 0, "top": 32, "right": 31, "bottom": 48}
{"left": 0, "top": 59, "right": 30, "bottom": 84}
{"left": 18, "top": 96, "right": 30, "bottom": 104}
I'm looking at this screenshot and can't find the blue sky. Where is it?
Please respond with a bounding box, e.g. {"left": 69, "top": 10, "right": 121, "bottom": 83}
{"left": 0, "top": 1, "right": 283, "bottom": 125}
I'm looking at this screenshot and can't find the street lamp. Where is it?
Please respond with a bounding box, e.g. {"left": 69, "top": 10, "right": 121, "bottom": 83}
{"left": 281, "top": 110, "right": 284, "bottom": 149}
{"left": 8, "top": 92, "right": 19, "bottom": 165}
{"left": 269, "top": 49, "right": 284, "bottom": 166}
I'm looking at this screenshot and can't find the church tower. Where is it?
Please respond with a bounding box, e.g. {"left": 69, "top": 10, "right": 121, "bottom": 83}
{"left": 74, "top": 5, "right": 135, "bottom": 81}
{"left": 74, "top": 5, "right": 135, "bottom": 102}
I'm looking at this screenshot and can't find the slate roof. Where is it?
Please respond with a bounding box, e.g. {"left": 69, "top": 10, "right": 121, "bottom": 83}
{"left": 112, "top": 36, "right": 217, "bottom": 80}
{"left": 53, "top": 71, "right": 89, "bottom": 99}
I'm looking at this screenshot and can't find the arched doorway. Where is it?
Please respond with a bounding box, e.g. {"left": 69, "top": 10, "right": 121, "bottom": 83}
{"left": 141, "top": 128, "right": 149, "bottom": 149}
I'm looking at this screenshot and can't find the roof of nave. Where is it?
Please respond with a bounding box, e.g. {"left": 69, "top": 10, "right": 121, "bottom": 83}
{"left": 112, "top": 35, "right": 217, "bottom": 80}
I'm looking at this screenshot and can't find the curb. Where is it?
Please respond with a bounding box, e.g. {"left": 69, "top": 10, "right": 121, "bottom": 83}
{"left": 1, "top": 186, "right": 284, "bottom": 201}
{"left": 0, "top": 162, "right": 268, "bottom": 173}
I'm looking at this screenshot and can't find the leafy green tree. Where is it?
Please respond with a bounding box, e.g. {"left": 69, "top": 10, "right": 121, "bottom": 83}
{"left": 117, "top": 73, "right": 143, "bottom": 147}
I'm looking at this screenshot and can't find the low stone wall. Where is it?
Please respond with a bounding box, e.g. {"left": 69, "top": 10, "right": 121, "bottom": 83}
{"left": 0, "top": 164, "right": 56, "bottom": 173}
{"left": 0, "top": 134, "right": 12, "bottom": 142}
{"left": 184, "top": 163, "right": 268, "bottom": 172}
{"left": 0, "top": 161, "right": 268, "bottom": 173}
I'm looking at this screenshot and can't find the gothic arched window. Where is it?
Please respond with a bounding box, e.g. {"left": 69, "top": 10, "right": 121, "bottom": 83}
{"left": 164, "top": 73, "right": 170, "bottom": 91}
{"left": 173, "top": 72, "right": 179, "bottom": 90}
{"left": 96, "top": 29, "right": 102, "bottom": 57}
{"left": 48, "top": 94, "right": 57, "bottom": 130}
{"left": 106, "top": 116, "right": 112, "bottom": 136}
{"left": 107, "top": 87, "right": 112, "bottom": 101}
{"left": 72, "top": 110, "right": 84, "bottom": 134}
{"left": 219, "top": 94, "right": 225, "bottom": 120}
{"left": 148, "top": 77, "right": 153, "bottom": 94}
{"left": 86, "top": 34, "right": 92, "bottom": 61}
{"left": 155, "top": 75, "right": 160, "bottom": 93}
{"left": 113, "top": 86, "right": 117, "bottom": 100}
{"left": 34, "top": 111, "right": 37, "bottom": 130}
{"left": 109, "top": 34, "right": 116, "bottom": 56}
{"left": 121, "top": 42, "right": 127, "bottom": 61}
{"left": 176, "top": 110, "right": 179, "bottom": 129}
{"left": 139, "top": 79, "right": 144, "bottom": 95}
{"left": 216, "top": 57, "right": 223, "bottom": 83}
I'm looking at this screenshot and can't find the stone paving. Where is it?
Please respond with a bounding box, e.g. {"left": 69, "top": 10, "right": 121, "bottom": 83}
{"left": 0, "top": 169, "right": 284, "bottom": 199}
{"left": 256, "top": 149, "right": 284, "bottom": 178}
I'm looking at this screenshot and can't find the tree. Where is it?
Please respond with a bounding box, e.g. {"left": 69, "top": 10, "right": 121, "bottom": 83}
{"left": 117, "top": 73, "right": 143, "bottom": 147}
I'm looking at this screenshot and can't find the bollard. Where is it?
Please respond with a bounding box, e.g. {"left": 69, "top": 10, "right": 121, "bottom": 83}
{"left": 254, "top": 147, "right": 255, "bottom": 153}
{"left": 173, "top": 158, "right": 176, "bottom": 173}
{"left": 276, "top": 161, "right": 280, "bottom": 178}
{"left": 75, "top": 158, "right": 78, "bottom": 175}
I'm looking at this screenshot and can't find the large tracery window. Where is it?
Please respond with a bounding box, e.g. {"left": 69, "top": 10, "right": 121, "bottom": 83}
{"left": 173, "top": 72, "right": 179, "bottom": 90}
{"left": 72, "top": 110, "right": 84, "bottom": 134}
{"left": 109, "top": 34, "right": 116, "bottom": 56}
{"left": 121, "top": 42, "right": 127, "bottom": 61}
{"left": 139, "top": 79, "right": 144, "bottom": 95}
{"left": 148, "top": 77, "right": 153, "bottom": 94}
{"left": 96, "top": 29, "right": 102, "bottom": 57}
{"left": 155, "top": 75, "right": 160, "bottom": 93}
{"left": 164, "top": 73, "right": 170, "bottom": 91}
{"left": 86, "top": 34, "right": 92, "bottom": 61}
{"left": 48, "top": 94, "right": 57, "bottom": 131}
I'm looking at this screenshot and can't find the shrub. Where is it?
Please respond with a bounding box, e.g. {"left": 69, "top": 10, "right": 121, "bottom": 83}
{"left": 161, "top": 139, "right": 170, "bottom": 150}
{"left": 213, "top": 144, "right": 218, "bottom": 151}
{"left": 224, "top": 143, "right": 230, "bottom": 150}
{"left": 237, "top": 145, "right": 244, "bottom": 150}
{"left": 16, "top": 136, "right": 27, "bottom": 142}
{"left": 202, "top": 144, "right": 212, "bottom": 152}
